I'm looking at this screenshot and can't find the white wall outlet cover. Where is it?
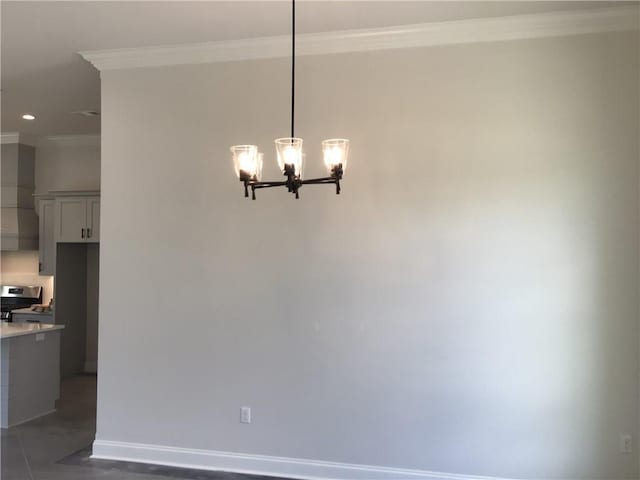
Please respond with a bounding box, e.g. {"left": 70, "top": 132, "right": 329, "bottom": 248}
{"left": 620, "top": 435, "right": 632, "bottom": 453}
{"left": 240, "top": 406, "right": 251, "bottom": 424}
{"left": 35, "top": 333, "right": 46, "bottom": 342}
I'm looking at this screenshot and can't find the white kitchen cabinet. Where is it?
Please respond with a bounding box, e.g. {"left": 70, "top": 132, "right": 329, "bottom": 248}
{"left": 56, "top": 197, "right": 87, "bottom": 242}
{"left": 55, "top": 195, "right": 100, "bottom": 243}
{"left": 34, "top": 191, "right": 100, "bottom": 276}
{"left": 38, "top": 198, "right": 55, "bottom": 275}
{"left": 86, "top": 197, "right": 100, "bottom": 243}
{"left": 1, "top": 325, "right": 63, "bottom": 427}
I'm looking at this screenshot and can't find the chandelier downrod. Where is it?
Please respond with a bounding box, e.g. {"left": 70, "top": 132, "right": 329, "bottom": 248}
{"left": 291, "top": 0, "right": 295, "bottom": 139}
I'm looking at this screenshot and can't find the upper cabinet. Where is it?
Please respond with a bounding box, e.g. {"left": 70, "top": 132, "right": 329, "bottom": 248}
{"left": 38, "top": 199, "right": 55, "bottom": 275}
{"left": 35, "top": 191, "right": 100, "bottom": 276}
{"left": 56, "top": 197, "right": 88, "bottom": 242}
{"left": 56, "top": 196, "right": 100, "bottom": 243}
{"left": 87, "top": 197, "right": 100, "bottom": 243}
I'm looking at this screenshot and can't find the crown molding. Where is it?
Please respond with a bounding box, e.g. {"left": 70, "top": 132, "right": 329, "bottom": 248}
{"left": 2, "top": 133, "right": 100, "bottom": 148}
{"left": 80, "top": 6, "right": 639, "bottom": 72}
{"left": 1, "top": 132, "right": 37, "bottom": 146}
{"left": 39, "top": 134, "right": 101, "bottom": 147}
{"left": 1, "top": 132, "right": 20, "bottom": 144}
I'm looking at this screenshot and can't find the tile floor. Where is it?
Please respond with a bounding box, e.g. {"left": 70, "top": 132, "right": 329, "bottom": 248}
{"left": 1, "top": 375, "right": 288, "bottom": 480}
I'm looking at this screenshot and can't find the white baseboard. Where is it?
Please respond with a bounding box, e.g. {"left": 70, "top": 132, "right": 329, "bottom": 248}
{"left": 84, "top": 361, "right": 97, "bottom": 373}
{"left": 92, "top": 439, "right": 512, "bottom": 480}
{"left": 2, "top": 409, "right": 56, "bottom": 429}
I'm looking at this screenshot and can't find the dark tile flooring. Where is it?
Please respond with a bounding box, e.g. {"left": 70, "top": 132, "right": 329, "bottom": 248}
{"left": 60, "top": 447, "right": 284, "bottom": 480}
{"left": 1, "top": 375, "right": 290, "bottom": 480}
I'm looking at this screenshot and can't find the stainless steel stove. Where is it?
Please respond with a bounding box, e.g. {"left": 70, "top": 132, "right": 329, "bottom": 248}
{"left": 0, "top": 285, "right": 43, "bottom": 321}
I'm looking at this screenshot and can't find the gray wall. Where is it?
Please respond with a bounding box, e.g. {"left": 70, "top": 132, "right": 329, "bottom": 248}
{"left": 85, "top": 243, "right": 99, "bottom": 372}
{"left": 96, "top": 31, "right": 639, "bottom": 479}
{"left": 54, "top": 243, "right": 100, "bottom": 376}
{"left": 55, "top": 243, "right": 87, "bottom": 378}
{"left": 35, "top": 138, "right": 100, "bottom": 195}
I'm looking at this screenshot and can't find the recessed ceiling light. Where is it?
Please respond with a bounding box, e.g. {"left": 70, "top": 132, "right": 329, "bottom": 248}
{"left": 21, "top": 114, "right": 36, "bottom": 120}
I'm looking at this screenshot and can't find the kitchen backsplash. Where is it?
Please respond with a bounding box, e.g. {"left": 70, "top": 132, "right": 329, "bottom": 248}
{"left": 0, "top": 250, "right": 54, "bottom": 304}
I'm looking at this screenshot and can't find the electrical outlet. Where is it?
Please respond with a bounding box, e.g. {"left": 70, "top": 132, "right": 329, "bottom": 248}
{"left": 240, "top": 406, "right": 251, "bottom": 424}
{"left": 621, "top": 434, "right": 632, "bottom": 454}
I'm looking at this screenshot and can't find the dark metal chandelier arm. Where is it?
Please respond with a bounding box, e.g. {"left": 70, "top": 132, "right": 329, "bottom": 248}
{"left": 300, "top": 177, "right": 339, "bottom": 185}
{"left": 301, "top": 177, "right": 341, "bottom": 195}
{"left": 249, "top": 176, "right": 338, "bottom": 187}
{"left": 242, "top": 173, "right": 341, "bottom": 200}
{"left": 252, "top": 181, "right": 288, "bottom": 188}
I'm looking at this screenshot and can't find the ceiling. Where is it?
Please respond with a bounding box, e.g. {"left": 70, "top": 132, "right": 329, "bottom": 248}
{"left": 1, "top": 1, "right": 631, "bottom": 137}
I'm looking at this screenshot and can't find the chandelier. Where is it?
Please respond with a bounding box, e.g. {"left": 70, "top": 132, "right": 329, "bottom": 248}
{"left": 231, "top": 0, "right": 349, "bottom": 200}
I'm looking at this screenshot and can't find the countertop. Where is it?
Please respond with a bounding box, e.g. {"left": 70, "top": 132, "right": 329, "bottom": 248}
{"left": 1, "top": 323, "right": 64, "bottom": 339}
{"left": 11, "top": 307, "right": 53, "bottom": 316}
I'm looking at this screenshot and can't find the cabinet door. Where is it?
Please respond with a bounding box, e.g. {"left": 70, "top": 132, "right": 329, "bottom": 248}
{"left": 55, "top": 197, "right": 87, "bottom": 243}
{"left": 86, "top": 198, "right": 100, "bottom": 243}
{"left": 38, "top": 199, "right": 55, "bottom": 275}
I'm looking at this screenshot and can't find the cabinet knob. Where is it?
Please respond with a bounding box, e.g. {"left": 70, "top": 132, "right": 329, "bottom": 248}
{"left": 87, "top": 228, "right": 91, "bottom": 238}
{"left": 81, "top": 228, "right": 85, "bottom": 239}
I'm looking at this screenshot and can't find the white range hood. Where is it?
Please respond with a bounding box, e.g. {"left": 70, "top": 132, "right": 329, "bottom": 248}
{"left": 1, "top": 140, "right": 38, "bottom": 251}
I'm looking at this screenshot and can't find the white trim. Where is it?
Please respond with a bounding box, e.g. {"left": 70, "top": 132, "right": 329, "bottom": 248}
{"left": 80, "top": 6, "right": 639, "bottom": 71}
{"left": 34, "top": 190, "right": 100, "bottom": 199}
{"left": 46, "top": 190, "right": 100, "bottom": 197}
{"left": 39, "top": 134, "right": 101, "bottom": 147}
{"left": 1, "top": 132, "right": 20, "bottom": 144}
{"left": 1, "top": 132, "right": 37, "bottom": 146}
{"left": 3, "top": 409, "right": 56, "bottom": 429}
{"left": 92, "top": 440, "right": 514, "bottom": 480}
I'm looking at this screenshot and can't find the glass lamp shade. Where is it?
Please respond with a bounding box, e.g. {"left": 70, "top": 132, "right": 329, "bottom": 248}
{"left": 275, "top": 138, "right": 304, "bottom": 177}
{"left": 322, "top": 139, "right": 349, "bottom": 174}
{"left": 231, "top": 145, "right": 262, "bottom": 180}
{"left": 255, "top": 152, "right": 264, "bottom": 180}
